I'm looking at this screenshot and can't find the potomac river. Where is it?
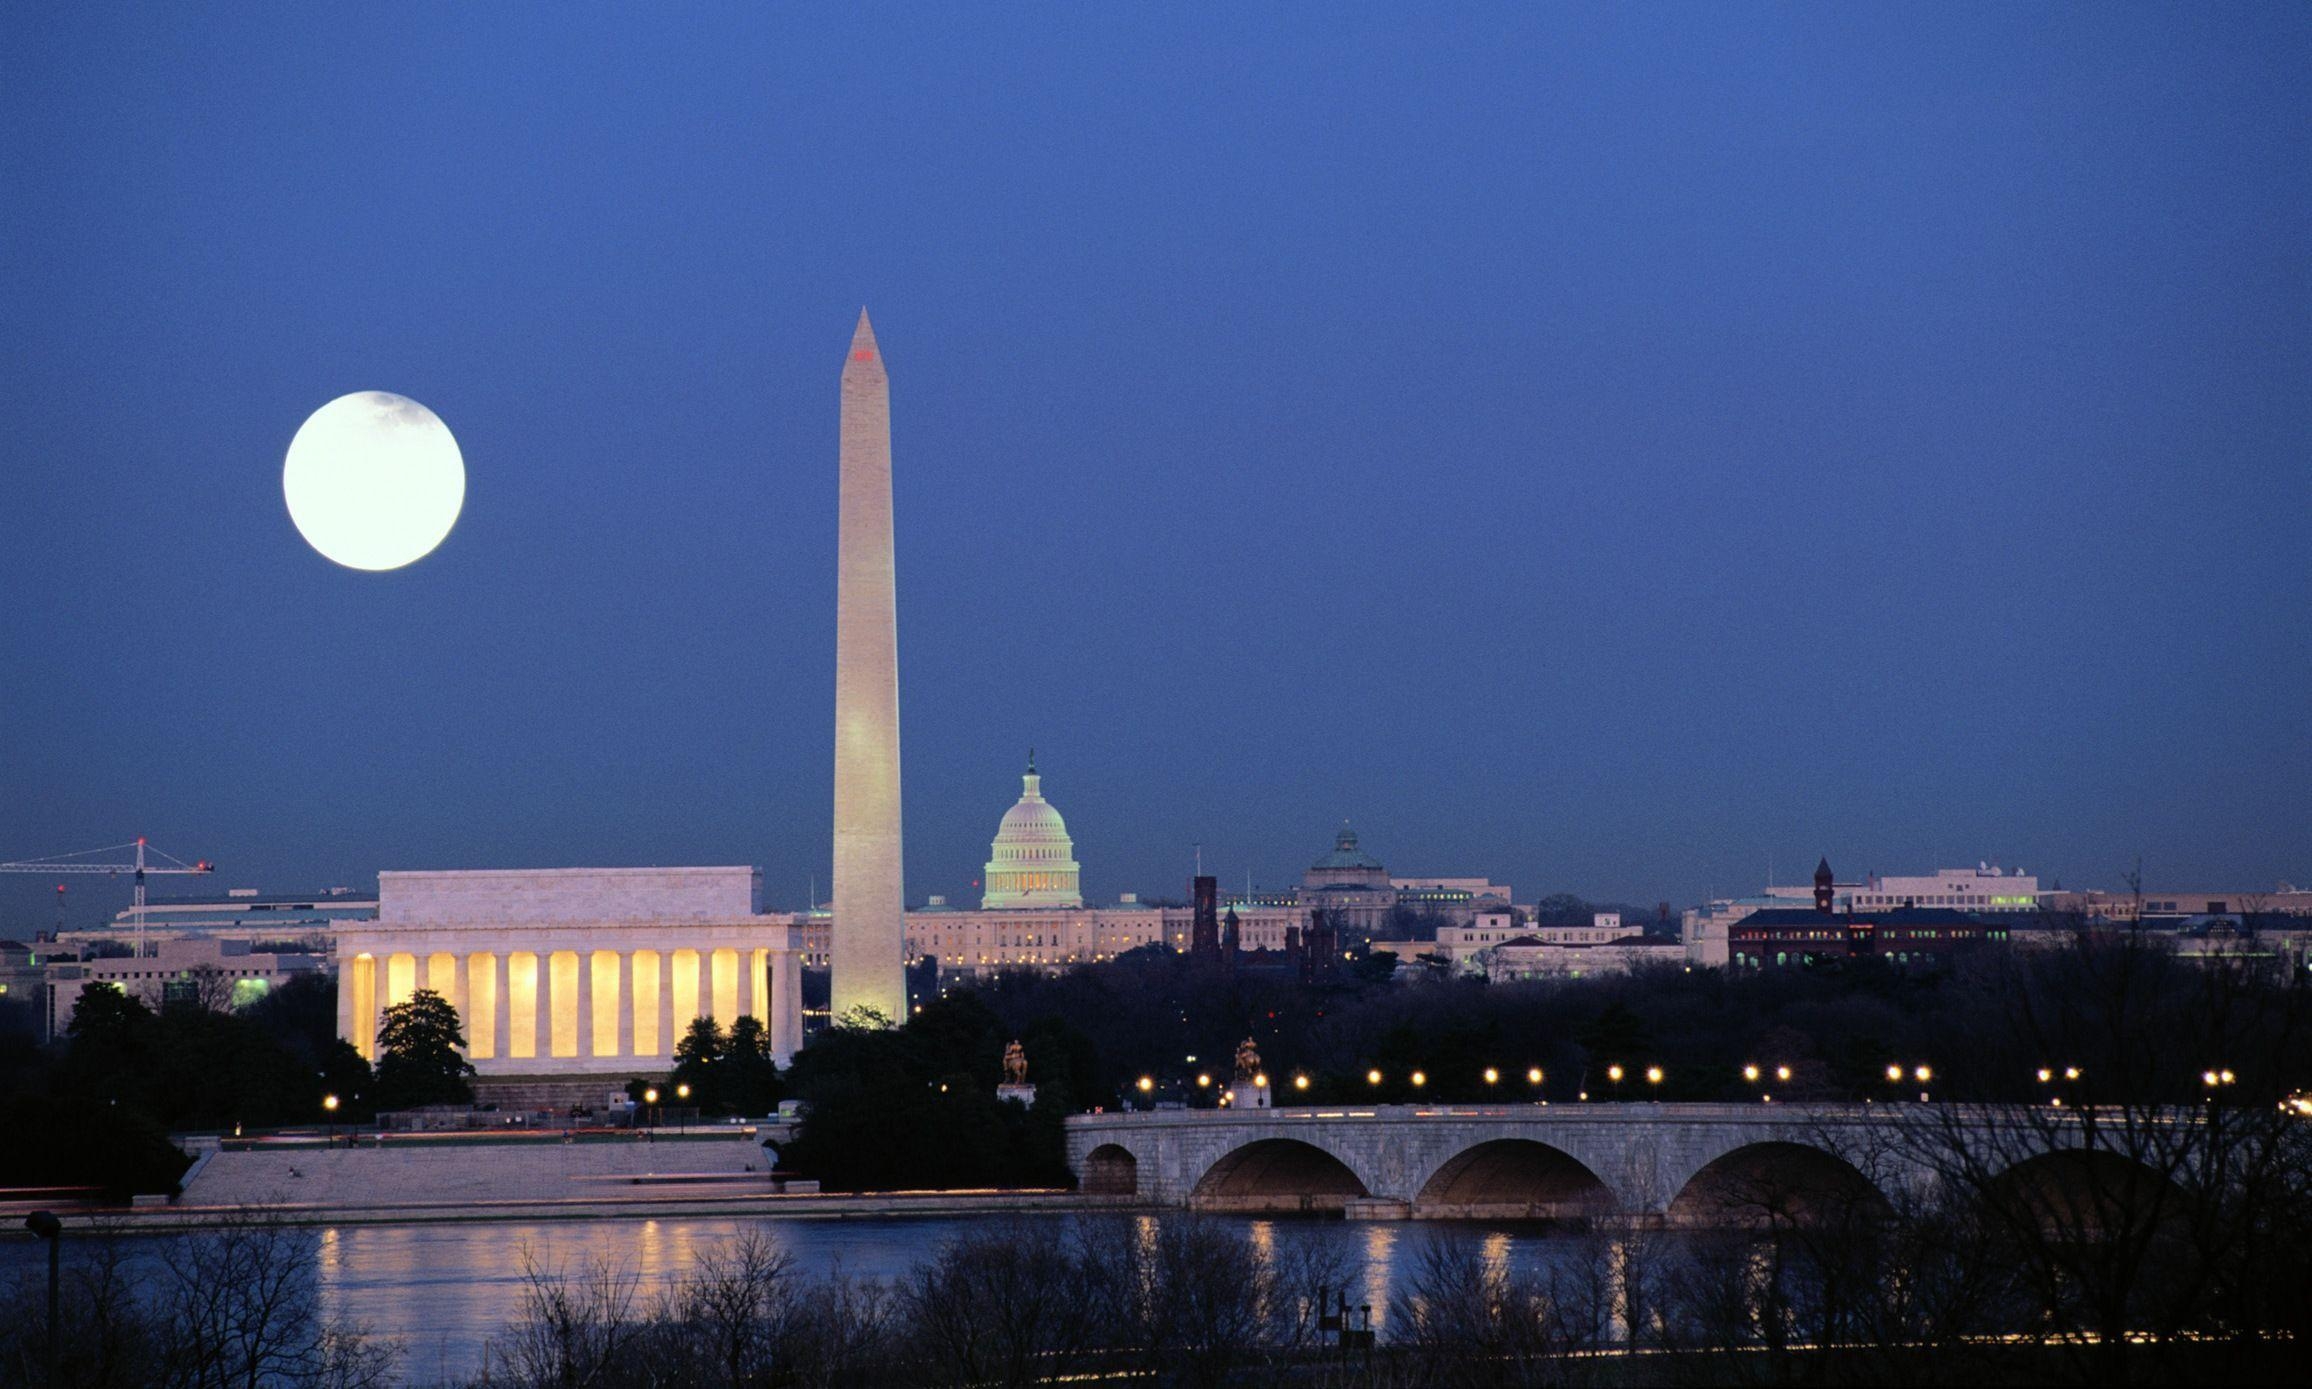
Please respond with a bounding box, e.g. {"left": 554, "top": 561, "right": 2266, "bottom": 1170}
{"left": 0, "top": 1210, "right": 1602, "bottom": 1385}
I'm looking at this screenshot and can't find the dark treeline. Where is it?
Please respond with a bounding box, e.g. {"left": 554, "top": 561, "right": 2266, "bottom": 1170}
{"left": 780, "top": 928, "right": 2312, "bottom": 1210}
{"left": 0, "top": 974, "right": 368, "bottom": 1197}
{"left": 944, "top": 929, "right": 2311, "bottom": 1109}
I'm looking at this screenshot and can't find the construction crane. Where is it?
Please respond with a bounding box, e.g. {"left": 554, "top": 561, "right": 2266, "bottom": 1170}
{"left": 0, "top": 838, "right": 214, "bottom": 959}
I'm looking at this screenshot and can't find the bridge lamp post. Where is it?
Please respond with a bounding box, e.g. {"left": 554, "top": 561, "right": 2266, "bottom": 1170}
{"left": 1914, "top": 1064, "right": 1932, "bottom": 1103}
{"left": 1526, "top": 1067, "right": 1544, "bottom": 1103}
{"left": 1644, "top": 1066, "right": 1664, "bottom": 1098}
{"left": 1366, "top": 1068, "right": 1383, "bottom": 1088}
{"left": 1606, "top": 1064, "right": 1624, "bottom": 1102}
{"left": 1136, "top": 1075, "right": 1154, "bottom": 1109}
{"left": 1410, "top": 1070, "right": 1426, "bottom": 1091}
{"left": 1293, "top": 1073, "right": 1310, "bottom": 1095}
{"left": 1483, "top": 1067, "right": 1499, "bottom": 1087}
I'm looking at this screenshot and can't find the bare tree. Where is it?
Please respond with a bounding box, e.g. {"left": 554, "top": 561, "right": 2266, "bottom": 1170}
{"left": 901, "top": 1218, "right": 1100, "bottom": 1388}
{"left": 149, "top": 1211, "right": 394, "bottom": 1389}
{"left": 492, "top": 1250, "right": 645, "bottom": 1389}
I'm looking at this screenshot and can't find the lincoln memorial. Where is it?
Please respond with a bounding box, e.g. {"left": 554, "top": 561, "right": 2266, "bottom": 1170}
{"left": 334, "top": 866, "right": 807, "bottom": 1075}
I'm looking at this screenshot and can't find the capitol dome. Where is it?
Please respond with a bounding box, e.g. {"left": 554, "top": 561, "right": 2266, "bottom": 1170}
{"left": 981, "top": 753, "right": 1083, "bottom": 909}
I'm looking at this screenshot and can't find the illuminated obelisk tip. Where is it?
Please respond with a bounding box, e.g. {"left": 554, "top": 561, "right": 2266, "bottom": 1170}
{"left": 831, "top": 308, "right": 907, "bottom": 1025}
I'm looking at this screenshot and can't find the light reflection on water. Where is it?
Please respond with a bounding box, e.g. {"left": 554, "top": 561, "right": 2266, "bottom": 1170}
{"left": 0, "top": 1213, "right": 1602, "bottom": 1385}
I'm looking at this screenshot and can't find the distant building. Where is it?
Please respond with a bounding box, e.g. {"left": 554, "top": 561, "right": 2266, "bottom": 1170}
{"left": 1761, "top": 862, "right": 2042, "bottom": 912}
{"left": 57, "top": 886, "right": 376, "bottom": 953}
{"left": 2039, "top": 886, "right": 2312, "bottom": 926}
{"left": 1727, "top": 864, "right": 2011, "bottom": 970}
{"left": 1689, "top": 859, "right": 2040, "bottom": 967}
{"left": 46, "top": 937, "right": 325, "bottom": 1037}
{"left": 1297, "top": 825, "right": 1397, "bottom": 939}
{"left": 1476, "top": 936, "right": 1685, "bottom": 983}
{"left": 0, "top": 940, "right": 47, "bottom": 1036}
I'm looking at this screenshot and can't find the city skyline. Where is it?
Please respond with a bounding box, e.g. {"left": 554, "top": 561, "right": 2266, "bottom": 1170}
{"left": 6, "top": 9, "right": 2307, "bottom": 928}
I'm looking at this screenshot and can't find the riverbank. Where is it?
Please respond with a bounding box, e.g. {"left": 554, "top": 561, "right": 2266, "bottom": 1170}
{"left": 31, "top": 1187, "right": 1125, "bottom": 1233}
{"left": 22, "top": 1128, "right": 1134, "bottom": 1231}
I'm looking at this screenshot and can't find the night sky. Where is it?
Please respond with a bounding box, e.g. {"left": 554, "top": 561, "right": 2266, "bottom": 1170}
{"left": 5, "top": 6, "right": 2306, "bottom": 930}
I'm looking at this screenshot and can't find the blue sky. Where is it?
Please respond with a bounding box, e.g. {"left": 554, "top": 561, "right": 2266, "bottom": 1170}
{"left": 4, "top": 5, "right": 2306, "bottom": 927}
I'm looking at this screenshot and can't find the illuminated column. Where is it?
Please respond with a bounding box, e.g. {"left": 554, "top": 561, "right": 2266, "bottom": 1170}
{"left": 656, "top": 956, "right": 676, "bottom": 1062}
{"left": 531, "top": 954, "right": 554, "bottom": 1061}
{"left": 616, "top": 952, "right": 635, "bottom": 1058}
{"left": 832, "top": 309, "right": 907, "bottom": 1025}
{"left": 491, "top": 951, "right": 511, "bottom": 1062}
{"left": 697, "top": 947, "right": 716, "bottom": 1024}
{"left": 573, "top": 946, "right": 594, "bottom": 1061}
{"left": 712, "top": 948, "right": 739, "bottom": 1025}
{"left": 743, "top": 948, "right": 765, "bottom": 1030}
{"left": 440, "top": 950, "right": 467, "bottom": 1033}
{"left": 770, "top": 947, "right": 802, "bottom": 1066}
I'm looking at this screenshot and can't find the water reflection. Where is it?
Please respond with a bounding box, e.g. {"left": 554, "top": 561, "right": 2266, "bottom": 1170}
{"left": 4, "top": 1213, "right": 1635, "bottom": 1385}
{"left": 1358, "top": 1223, "right": 1397, "bottom": 1326}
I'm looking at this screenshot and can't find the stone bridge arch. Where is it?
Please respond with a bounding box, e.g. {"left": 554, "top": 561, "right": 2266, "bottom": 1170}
{"left": 1666, "top": 1140, "right": 1892, "bottom": 1227}
{"left": 1984, "top": 1148, "right": 2187, "bottom": 1242}
{"left": 1081, "top": 1142, "right": 1140, "bottom": 1196}
{"left": 1189, "top": 1136, "right": 1371, "bottom": 1213}
{"left": 1410, "top": 1138, "right": 1614, "bottom": 1219}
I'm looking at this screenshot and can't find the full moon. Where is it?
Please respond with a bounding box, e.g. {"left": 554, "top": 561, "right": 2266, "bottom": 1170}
{"left": 283, "top": 391, "right": 465, "bottom": 571}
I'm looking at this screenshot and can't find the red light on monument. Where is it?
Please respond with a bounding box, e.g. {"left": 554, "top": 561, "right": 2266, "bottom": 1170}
{"left": 852, "top": 350, "right": 873, "bottom": 362}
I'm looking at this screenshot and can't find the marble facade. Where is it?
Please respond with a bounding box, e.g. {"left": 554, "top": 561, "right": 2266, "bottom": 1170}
{"left": 335, "top": 867, "right": 806, "bottom": 1075}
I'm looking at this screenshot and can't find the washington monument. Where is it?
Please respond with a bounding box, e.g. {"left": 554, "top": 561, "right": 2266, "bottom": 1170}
{"left": 831, "top": 309, "right": 907, "bottom": 1024}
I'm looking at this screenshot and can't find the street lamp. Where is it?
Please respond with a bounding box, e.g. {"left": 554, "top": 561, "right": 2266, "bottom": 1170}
{"left": 24, "top": 1211, "right": 58, "bottom": 1387}
{"left": 1743, "top": 1064, "right": 1761, "bottom": 1083}
{"left": 1409, "top": 1070, "right": 1426, "bottom": 1089}
{"left": 1483, "top": 1067, "right": 1499, "bottom": 1086}
{"left": 1293, "top": 1074, "right": 1310, "bottom": 1092}
{"left": 1526, "top": 1067, "right": 1543, "bottom": 1087}
{"left": 1367, "top": 1068, "right": 1383, "bottom": 1087}
{"left": 323, "top": 1093, "right": 339, "bottom": 1146}
{"left": 1606, "top": 1064, "right": 1624, "bottom": 1101}
{"left": 675, "top": 1082, "right": 691, "bottom": 1134}
{"left": 1644, "top": 1066, "right": 1664, "bottom": 1093}
{"left": 1136, "top": 1075, "right": 1154, "bottom": 1106}
{"left": 1775, "top": 1065, "right": 1791, "bottom": 1083}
